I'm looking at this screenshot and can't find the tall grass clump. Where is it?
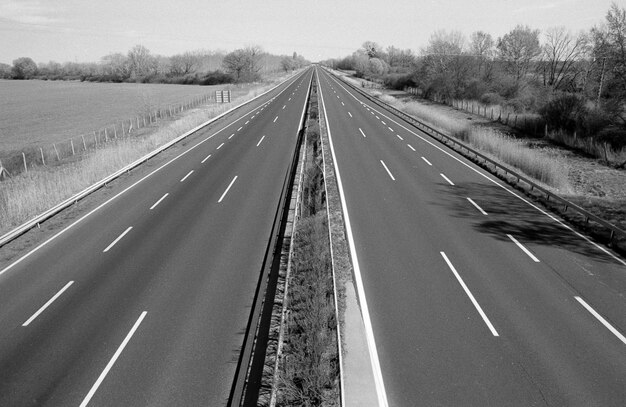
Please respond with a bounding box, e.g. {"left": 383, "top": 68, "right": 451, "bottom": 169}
{"left": 464, "top": 128, "right": 572, "bottom": 192}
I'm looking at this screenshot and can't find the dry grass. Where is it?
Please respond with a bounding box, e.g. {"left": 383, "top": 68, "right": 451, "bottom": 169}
{"left": 0, "top": 77, "right": 286, "bottom": 235}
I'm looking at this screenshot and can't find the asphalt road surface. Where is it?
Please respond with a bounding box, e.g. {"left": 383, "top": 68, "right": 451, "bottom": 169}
{"left": 317, "top": 66, "right": 626, "bottom": 407}
{"left": 0, "top": 68, "right": 314, "bottom": 406}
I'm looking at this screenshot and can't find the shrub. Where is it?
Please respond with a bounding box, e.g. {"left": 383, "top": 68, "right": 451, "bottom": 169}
{"left": 539, "top": 93, "right": 586, "bottom": 132}
{"left": 382, "top": 73, "right": 415, "bottom": 90}
{"left": 480, "top": 92, "right": 504, "bottom": 105}
{"left": 596, "top": 126, "right": 626, "bottom": 150}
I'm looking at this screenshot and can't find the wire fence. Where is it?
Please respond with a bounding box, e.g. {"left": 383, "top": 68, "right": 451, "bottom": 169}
{"left": 0, "top": 92, "right": 226, "bottom": 179}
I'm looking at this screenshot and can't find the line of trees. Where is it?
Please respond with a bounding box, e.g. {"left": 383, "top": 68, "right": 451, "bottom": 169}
{"left": 322, "top": 3, "right": 626, "bottom": 150}
{"left": 0, "top": 45, "right": 309, "bottom": 85}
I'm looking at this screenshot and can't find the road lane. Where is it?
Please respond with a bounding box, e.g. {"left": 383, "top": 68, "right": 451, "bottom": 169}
{"left": 318, "top": 67, "right": 626, "bottom": 406}
{"left": 0, "top": 68, "right": 313, "bottom": 406}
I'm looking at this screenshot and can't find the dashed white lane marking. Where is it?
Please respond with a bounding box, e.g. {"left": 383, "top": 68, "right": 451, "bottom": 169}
{"left": 440, "top": 173, "right": 455, "bottom": 186}
{"left": 79, "top": 311, "right": 147, "bottom": 407}
{"left": 441, "top": 252, "right": 499, "bottom": 337}
{"left": 229, "top": 133, "right": 235, "bottom": 139}
{"left": 257, "top": 135, "right": 266, "bottom": 147}
{"left": 380, "top": 160, "right": 396, "bottom": 181}
{"left": 150, "top": 193, "right": 169, "bottom": 210}
{"left": 407, "top": 144, "right": 416, "bottom": 151}
{"left": 381, "top": 121, "right": 386, "bottom": 125}
{"left": 467, "top": 198, "right": 488, "bottom": 215}
{"left": 393, "top": 130, "right": 401, "bottom": 137}
{"left": 359, "top": 128, "right": 367, "bottom": 138}
{"left": 180, "top": 170, "right": 194, "bottom": 182}
{"left": 341, "top": 101, "right": 345, "bottom": 106}
{"left": 337, "top": 95, "right": 340, "bottom": 99}
{"left": 237, "top": 127, "right": 243, "bottom": 131}
{"left": 422, "top": 157, "right": 432, "bottom": 166}
{"left": 289, "top": 97, "right": 291, "bottom": 101}
{"left": 22, "top": 281, "right": 74, "bottom": 327}
{"left": 575, "top": 296, "right": 626, "bottom": 345}
{"left": 273, "top": 116, "right": 278, "bottom": 123}
{"left": 283, "top": 105, "right": 286, "bottom": 109}
{"left": 201, "top": 154, "right": 211, "bottom": 163}
{"left": 245, "top": 121, "right": 249, "bottom": 124}
{"left": 103, "top": 226, "right": 133, "bottom": 253}
{"left": 507, "top": 234, "right": 540, "bottom": 262}
{"left": 217, "top": 142, "right": 225, "bottom": 150}
{"left": 218, "top": 176, "right": 238, "bottom": 203}
{"left": 376, "top": 116, "right": 380, "bottom": 119}
{"left": 348, "top": 112, "right": 353, "bottom": 118}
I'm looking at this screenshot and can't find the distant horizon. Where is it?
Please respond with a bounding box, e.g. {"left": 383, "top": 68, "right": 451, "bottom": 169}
{"left": 0, "top": 0, "right": 616, "bottom": 65}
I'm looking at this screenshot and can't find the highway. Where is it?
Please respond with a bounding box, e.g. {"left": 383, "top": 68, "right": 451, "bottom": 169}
{"left": 316, "top": 67, "right": 626, "bottom": 406}
{"left": 0, "top": 68, "right": 313, "bottom": 406}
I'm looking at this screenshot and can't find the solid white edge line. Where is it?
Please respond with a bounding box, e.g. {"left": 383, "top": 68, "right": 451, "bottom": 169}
{"left": 201, "top": 154, "right": 211, "bottom": 163}
{"left": 180, "top": 170, "right": 194, "bottom": 182}
{"left": 22, "top": 280, "right": 74, "bottom": 326}
{"left": 103, "top": 226, "right": 132, "bottom": 253}
{"left": 325, "top": 72, "right": 626, "bottom": 267}
{"left": 507, "top": 234, "right": 540, "bottom": 262}
{"left": 422, "top": 157, "right": 432, "bottom": 166}
{"left": 257, "top": 135, "right": 266, "bottom": 147}
{"left": 149, "top": 193, "right": 169, "bottom": 210}
{"left": 359, "top": 128, "right": 367, "bottom": 138}
{"left": 79, "top": 311, "right": 147, "bottom": 407}
{"left": 407, "top": 144, "right": 416, "bottom": 151}
{"left": 440, "top": 173, "right": 455, "bottom": 186}
{"left": 467, "top": 197, "right": 488, "bottom": 216}
{"left": 318, "top": 68, "right": 389, "bottom": 407}
{"left": 575, "top": 296, "right": 626, "bottom": 345}
{"left": 380, "top": 160, "right": 396, "bottom": 181}
{"left": 218, "top": 176, "right": 238, "bottom": 203}
{"left": 440, "top": 252, "right": 500, "bottom": 337}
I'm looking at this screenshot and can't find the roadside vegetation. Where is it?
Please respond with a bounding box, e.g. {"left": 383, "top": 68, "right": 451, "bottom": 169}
{"left": 274, "top": 77, "right": 340, "bottom": 406}
{"left": 322, "top": 3, "right": 626, "bottom": 167}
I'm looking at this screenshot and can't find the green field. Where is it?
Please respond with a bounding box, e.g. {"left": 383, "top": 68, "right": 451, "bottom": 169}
{"left": 0, "top": 79, "right": 233, "bottom": 151}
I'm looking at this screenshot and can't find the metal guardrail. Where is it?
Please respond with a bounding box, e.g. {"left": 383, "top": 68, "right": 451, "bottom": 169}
{"left": 228, "top": 69, "right": 314, "bottom": 406}
{"left": 0, "top": 70, "right": 307, "bottom": 249}
{"left": 327, "top": 68, "right": 626, "bottom": 245}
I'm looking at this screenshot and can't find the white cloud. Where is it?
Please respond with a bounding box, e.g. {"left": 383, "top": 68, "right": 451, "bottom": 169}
{"left": 0, "top": 0, "right": 60, "bottom": 25}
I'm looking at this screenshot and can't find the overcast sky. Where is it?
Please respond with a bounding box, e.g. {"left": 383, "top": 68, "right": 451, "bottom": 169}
{"left": 0, "top": 0, "right": 617, "bottom": 64}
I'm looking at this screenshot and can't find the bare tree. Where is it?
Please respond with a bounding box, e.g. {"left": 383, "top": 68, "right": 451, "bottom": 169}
{"left": 542, "top": 27, "right": 589, "bottom": 91}
{"left": 497, "top": 25, "right": 542, "bottom": 83}
{"left": 469, "top": 31, "right": 494, "bottom": 77}
{"left": 127, "top": 45, "right": 156, "bottom": 78}
{"left": 222, "top": 46, "right": 264, "bottom": 81}
{"left": 101, "top": 53, "right": 130, "bottom": 79}
{"left": 170, "top": 51, "right": 200, "bottom": 76}
{"left": 362, "top": 41, "right": 382, "bottom": 59}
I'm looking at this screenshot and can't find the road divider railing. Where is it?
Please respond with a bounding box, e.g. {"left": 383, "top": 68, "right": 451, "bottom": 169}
{"left": 228, "top": 69, "right": 314, "bottom": 406}
{"left": 0, "top": 70, "right": 308, "bottom": 249}
{"left": 325, "top": 67, "right": 626, "bottom": 247}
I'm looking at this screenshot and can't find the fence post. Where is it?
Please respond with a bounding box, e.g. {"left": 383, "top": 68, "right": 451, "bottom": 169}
{"left": 506, "top": 112, "right": 510, "bottom": 125}
{"left": 82, "top": 135, "right": 87, "bottom": 151}
{"left": 71, "top": 139, "right": 75, "bottom": 155}
{"left": 105, "top": 128, "right": 108, "bottom": 142}
{"left": 22, "top": 152, "right": 28, "bottom": 173}
{"left": 53, "top": 144, "right": 60, "bottom": 161}
{"left": 491, "top": 108, "right": 493, "bottom": 120}
{"left": 545, "top": 124, "right": 548, "bottom": 137}
{"left": 40, "top": 148, "right": 45, "bottom": 166}
{"left": 114, "top": 125, "right": 117, "bottom": 139}
{"left": 94, "top": 132, "right": 98, "bottom": 147}
{"left": 514, "top": 115, "right": 517, "bottom": 128}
